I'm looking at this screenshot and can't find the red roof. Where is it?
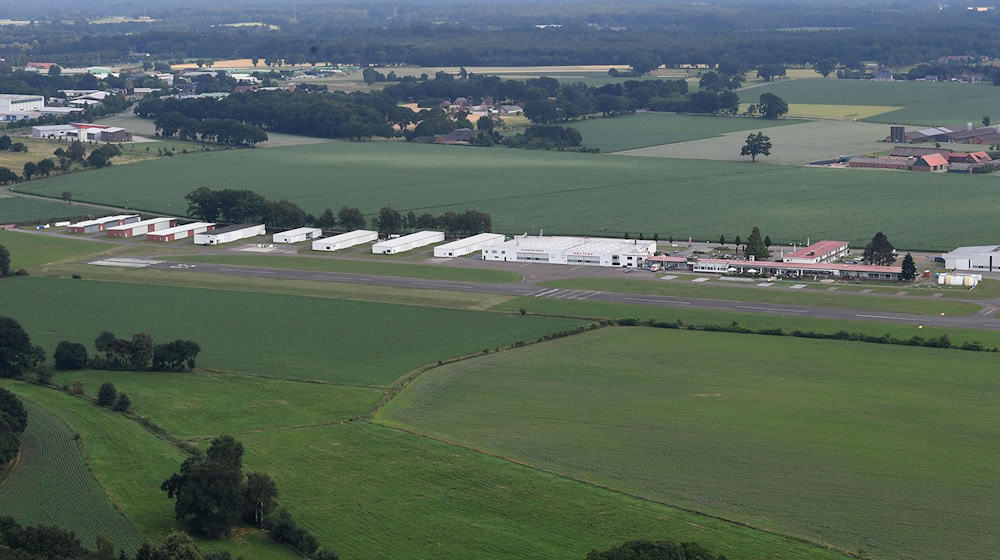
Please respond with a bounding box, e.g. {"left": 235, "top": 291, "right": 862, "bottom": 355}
{"left": 784, "top": 240, "right": 848, "bottom": 260}
{"left": 917, "top": 153, "right": 948, "bottom": 167}
{"left": 698, "top": 258, "right": 901, "bottom": 274}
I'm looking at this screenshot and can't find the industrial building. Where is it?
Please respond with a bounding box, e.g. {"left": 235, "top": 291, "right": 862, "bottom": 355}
{"left": 312, "top": 230, "right": 379, "bottom": 252}
{"left": 692, "top": 258, "right": 902, "bottom": 280}
{"left": 106, "top": 217, "right": 177, "bottom": 238}
{"left": 67, "top": 215, "right": 140, "bottom": 233}
{"left": 782, "top": 240, "right": 849, "bottom": 264}
{"left": 372, "top": 231, "right": 444, "bottom": 254}
{"left": 0, "top": 94, "right": 44, "bottom": 113}
{"left": 273, "top": 227, "right": 323, "bottom": 244}
{"left": 433, "top": 233, "right": 505, "bottom": 257}
{"left": 194, "top": 224, "right": 266, "bottom": 245}
{"left": 32, "top": 124, "right": 78, "bottom": 138}
{"left": 146, "top": 222, "right": 215, "bottom": 242}
{"left": 482, "top": 235, "right": 657, "bottom": 267}
{"left": 941, "top": 245, "right": 1000, "bottom": 272}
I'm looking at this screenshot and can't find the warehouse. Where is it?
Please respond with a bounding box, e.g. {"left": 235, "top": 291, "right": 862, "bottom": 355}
{"left": 0, "top": 94, "right": 44, "bottom": 113}
{"left": 693, "top": 258, "right": 902, "bottom": 280}
{"left": 32, "top": 124, "right": 78, "bottom": 138}
{"left": 482, "top": 235, "right": 657, "bottom": 267}
{"left": 372, "top": 231, "right": 444, "bottom": 254}
{"left": 100, "top": 127, "right": 132, "bottom": 142}
{"left": 941, "top": 245, "right": 1000, "bottom": 272}
{"left": 146, "top": 222, "right": 215, "bottom": 242}
{"left": 273, "top": 227, "right": 323, "bottom": 244}
{"left": 67, "top": 215, "right": 139, "bottom": 233}
{"left": 433, "top": 233, "right": 505, "bottom": 257}
{"left": 782, "top": 240, "right": 849, "bottom": 264}
{"left": 312, "top": 230, "right": 378, "bottom": 252}
{"left": 847, "top": 156, "right": 913, "bottom": 170}
{"left": 194, "top": 224, "right": 266, "bottom": 245}
{"left": 106, "top": 217, "right": 176, "bottom": 237}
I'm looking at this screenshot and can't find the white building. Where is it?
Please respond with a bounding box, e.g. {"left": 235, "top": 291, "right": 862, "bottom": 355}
{"left": 273, "top": 227, "right": 323, "bottom": 244}
{"left": 941, "top": 245, "right": 1000, "bottom": 272}
{"left": 783, "top": 240, "right": 849, "bottom": 264}
{"left": 0, "top": 94, "right": 44, "bottom": 113}
{"left": 194, "top": 224, "right": 266, "bottom": 245}
{"left": 147, "top": 222, "right": 215, "bottom": 242}
{"left": 372, "top": 231, "right": 444, "bottom": 254}
{"left": 67, "top": 215, "right": 140, "bottom": 234}
{"left": 434, "top": 233, "right": 505, "bottom": 257}
{"left": 482, "top": 235, "right": 657, "bottom": 267}
{"left": 106, "top": 217, "right": 176, "bottom": 238}
{"left": 32, "top": 124, "right": 78, "bottom": 138}
{"left": 312, "top": 230, "right": 378, "bottom": 252}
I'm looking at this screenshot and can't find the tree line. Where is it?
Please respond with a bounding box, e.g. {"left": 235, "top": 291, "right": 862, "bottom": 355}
{"left": 0, "top": 388, "right": 26, "bottom": 467}
{"left": 151, "top": 113, "right": 268, "bottom": 147}
{"left": 54, "top": 331, "right": 201, "bottom": 372}
{"left": 0, "top": 140, "right": 124, "bottom": 186}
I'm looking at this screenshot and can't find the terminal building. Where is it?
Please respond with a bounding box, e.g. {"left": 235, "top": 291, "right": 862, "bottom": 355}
{"left": 941, "top": 245, "right": 1000, "bottom": 272}
{"left": 782, "top": 240, "right": 850, "bottom": 264}
{"left": 692, "top": 258, "right": 902, "bottom": 281}
{"left": 481, "top": 235, "right": 657, "bottom": 267}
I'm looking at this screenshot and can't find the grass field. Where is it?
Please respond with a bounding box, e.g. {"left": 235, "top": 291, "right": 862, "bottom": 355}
{"left": 378, "top": 327, "right": 1000, "bottom": 560}
{"left": 0, "top": 231, "right": 114, "bottom": 270}
{"left": 736, "top": 103, "right": 901, "bottom": 120}
{"left": 738, "top": 79, "right": 1000, "bottom": 125}
{"left": 4, "top": 383, "right": 298, "bottom": 559}
{"left": 94, "top": 114, "right": 333, "bottom": 149}
{"left": 0, "top": 398, "right": 141, "bottom": 551}
{"left": 0, "top": 196, "right": 93, "bottom": 225}
{"left": 172, "top": 253, "right": 522, "bottom": 283}
{"left": 540, "top": 277, "right": 982, "bottom": 316}
{"left": 570, "top": 113, "right": 799, "bottom": 152}
{"left": 0, "top": 277, "right": 584, "bottom": 386}
{"left": 14, "top": 141, "right": 1000, "bottom": 250}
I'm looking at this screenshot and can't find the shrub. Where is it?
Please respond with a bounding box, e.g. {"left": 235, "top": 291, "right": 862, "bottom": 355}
{"left": 53, "top": 341, "right": 88, "bottom": 370}
{"left": 97, "top": 383, "right": 117, "bottom": 407}
{"left": 112, "top": 393, "right": 131, "bottom": 412}
{"left": 70, "top": 381, "right": 84, "bottom": 395}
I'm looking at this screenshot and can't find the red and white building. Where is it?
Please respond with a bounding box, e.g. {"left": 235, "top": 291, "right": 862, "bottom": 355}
{"left": 106, "top": 217, "right": 177, "bottom": 238}
{"left": 782, "top": 240, "right": 850, "bottom": 264}
{"left": 692, "top": 258, "right": 902, "bottom": 281}
{"left": 67, "top": 215, "right": 140, "bottom": 234}
{"left": 146, "top": 222, "right": 215, "bottom": 242}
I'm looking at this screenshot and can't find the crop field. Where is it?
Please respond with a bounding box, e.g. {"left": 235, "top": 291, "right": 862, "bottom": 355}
{"left": 736, "top": 103, "right": 901, "bottom": 120}
{"left": 616, "top": 120, "right": 894, "bottom": 164}
{"left": 571, "top": 113, "right": 799, "bottom": 152}
{"left": 5, "top": 383, "right": 297, "bottom": 560}
{"left": 540, "top": 277, "right": 983, "bottom": 315}
{"left": 0, "top": 196, "right": 92, "bottom": 225}
{"left": 48, "top": 370, "right": 382, "bottom": 438}
{"left": 378, "top": 327, "right": 1000, "bottom": 560}
{"left": 738, "top": 79, "right": 1000, "bottom": 125}
{"left": 0, "top": 277, "right": 584, "bottom": 386}
{"left": 15, "top": 141, "right": 1000, "bottom": 249}
{"left": 239, "top": 422, "right": 848, "bottom": 560}
{"left": 0, "top": 396, "right": 141, "bottom": 551}
{"left": 0, "top": 231, "right": 113, "bottom": 270}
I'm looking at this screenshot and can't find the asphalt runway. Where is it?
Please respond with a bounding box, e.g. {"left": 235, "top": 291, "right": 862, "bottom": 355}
{"left": 146, "top": 260, "right": 1000, "bottom": 331}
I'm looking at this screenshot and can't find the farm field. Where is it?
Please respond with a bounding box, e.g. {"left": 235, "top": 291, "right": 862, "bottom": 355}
{"left": 4, "top": 383, "right": 298, "bottom": 560}
{"left": 540, "top": 277, "right": 983, "bottom": 315}
{"left": 738, "top": 79, "right": 1000, "bottom": 125}
{"left": 0, "top": 196, "right": 92, "bottom": 225}
{"left": 571, "top": 113, "right": 799, "bottom": 152}
{"left": 48, "top": 370, "right": 382, "bottom": 438}
{"left": 736, "top": 103, "right": 901, "bottom": 120}
{"left": 15, "top": 140, "right": 1000, "bottom": 250}
{"left": 0, "top": 230, "right": 113, "bottom": 270}
{"left": 0, "top": 277, "right": 584, "bottom": 386}
{"left": 378, "top": 327, "right": 1000, "bottom": 560}
{"left": 616, "top": 120, "right": 892, "bottom": 164}
{"left": 0, "top": 398, "right": 140, "bottom": 552}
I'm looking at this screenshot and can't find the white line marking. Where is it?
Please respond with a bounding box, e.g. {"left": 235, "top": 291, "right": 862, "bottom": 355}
{"left": 855, "top": 314, "right": 922, "bottom": 321}
{"left": 219, "top": 268, "right": 274, "bottom": 275}
{"left": 576, "top": 291, "right": 600, "bottom": 300}
{"left": 534, "top": 288, "right": 560, "bottom": 298}
{"left": 623, "top": 297, "right": 690, "bottom": 304}
{"left": 737, "top": 305, "right": 807, "bottom": 313}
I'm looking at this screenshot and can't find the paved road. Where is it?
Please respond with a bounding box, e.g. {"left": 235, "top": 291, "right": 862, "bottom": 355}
{"left": 144, "top": 260, "right": 1000, "bottom": 331}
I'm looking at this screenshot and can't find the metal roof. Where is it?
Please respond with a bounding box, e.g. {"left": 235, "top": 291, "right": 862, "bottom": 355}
{"left": 199, "top": 223, "right": 263, "bottom": 236}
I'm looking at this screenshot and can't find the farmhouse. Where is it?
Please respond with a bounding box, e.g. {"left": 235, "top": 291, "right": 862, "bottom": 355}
{"left": 105, "top": 217, "right": 177, "bottom": 237}
{"left": 482, "top": 235, "right": 657, "bottom": 267}
{"left": 372, "top": 231, "right": 445, "bottom": 254}
{"left": 312, "top": 230, "right": 379, "bottom": 252}
{"left": 911, "top": 153, "right": 949, "bottom": 171}
{"left": 941, "top": 245, "right": 1000, "bottom": 272}
{"left": 692, "top": 258, "right": 902, "bottom": 280}
{"left": 433, "top": 233, "right": 506, "bottom": 257}
{"left": 146, "top": 222, "right": 215, "bottom": 242}
{"left": 273, "top": 227, "right": 323, "bottom": 244}
{"left": 0, "top": 94, "right": 44, "bottom": 113}
{"left": 67, "top": 215, "right": 140, "bottom": 233}
{"left": 194, "top": 224, "right": 266, "bottom": 245}
{"left": 782, "top": 240, "right": 849, "bottom": 264}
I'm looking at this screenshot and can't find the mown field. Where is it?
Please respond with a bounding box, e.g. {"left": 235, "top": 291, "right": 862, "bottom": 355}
{"left": 0, "top": 398, "right": 141, "bottom": 552}
{"left": 14, "top": 141, "right": 1000, "bottom": 249}
{"left": 0, "top": 277, "right": 584, "bottom": 386}
{"left": 739, "top": 79, "right": 1000, "bottom": 125}
{"left": 0, "top": 230, "right": 113, "bottom": 270}
{"left": 378, "top": 327, "right": 1000, "bottom": 560}
{"left": 571, "top": 113, "right": 799, "bottom": 152}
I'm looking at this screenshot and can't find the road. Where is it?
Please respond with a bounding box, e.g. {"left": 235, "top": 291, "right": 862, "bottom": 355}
{"left": 143, "top": 260, "right": 1000, "bottom": 330}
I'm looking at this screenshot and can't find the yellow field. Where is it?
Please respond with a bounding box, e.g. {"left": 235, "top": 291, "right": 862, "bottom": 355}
{"left": 737, "top": 103, "right": 900, "bottom": 120}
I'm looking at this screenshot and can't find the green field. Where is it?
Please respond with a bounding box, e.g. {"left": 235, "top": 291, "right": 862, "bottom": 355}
{"left": 48, "top": 370, "right": 382, "bottom": 438}
{"left": 172, "top": 253, "right": 522, "bottom": 283}
{"left": 0, "top": 277, "right": 584, "bottom": 386}
{"left": 0, "top": 196, "right": 92, "bottom": 224}
{"left": 379, "top": 327, "right": 1000, "bottom": 560}
{"left": 571, "top": 113, "right": 800, "bottom": 152}
{"left": 0, "top": 231, "right": 113, "bottom": 270}
{"left": 540, "top": 277, "right": 983, "bottom": 316}
{"left": 739, "top": 80, "right": 1000, "bottom": 125}
{"left": 0, "top": 398, "right": 141, "bottom": 551}
{"left": 15, "top": 141, "right": 1000, "bottom": 249}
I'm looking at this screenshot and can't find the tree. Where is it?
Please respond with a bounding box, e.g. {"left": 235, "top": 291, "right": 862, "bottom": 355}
{"left": 0, "top": 317, "right": 43, "bottom": 378}
{"left": 699, "top": 71, "right": 725, "bottom": 92}
{"left": 317, "top": 208, "right": 336, "bottom": 229}
{"left": 337, "top": 206, "right": 365, "bottom": 230}
{"left": 757, "top": 64, "right": 786, "bottom": 81}
{"left": 740, "top": 132, "right": 772, "bottom": 162}
{"left": 243, "top": 472, "right": 279, "bottom": 528}
{"left": 863, "top": 231, "right": 895, "bottom": 265}
{"left": 0, "top": 167, "right": 18, "bottom": 185}
{"left": 97, "top": 383, "right": 117, "bottom": 407}
{"left": 745, "top": 226, "right": 770, "bottom": 260}
{"left": 586, "top": 540, "right": 723, "bottom": 560}
{"left": 764, "top": 235, "right": 772, "bottom": 247}
{"left": 815, "top": 58, "right": 837, "bottom": 78}
{"left": 61, "top": 191, "right": 72, "bottom": 203}
{"left": 37, "top": 158, "right": 55, "bottom": 177}
{"left": 0, "top": 244, "right": 8, "bottom": 277}
{"left": 95, "top": 331, "right": 117, "bottom": 357}
{"left": 718, "top": 235, "right": 726, "bottom": 246}
{"left": 67, "top": 141, "right": 86, "bottom": 162}
{"left": 152, "top": 340, "right": 201, "bottom": 370}
{"left": 112, "top": 393, "right": 131, "bottom": 412}
{"left": 0, "top": 386, "right": 28, "bottom": 433}
{"left": 757, "top": 93, "right": 788, "bottom": 119}
{"left": 48, "top": 64, "right": 61, "bottom": 77}
{"left": 373, "top": 207, "right": 403, "bottom": 235}
{"left": 86, "top": 145, "right": 122, "bottom": 168}
{"left": 54, "top": 341, "right": 88, "bottom": 370}
{"left": 161, "top": 435, "right": 246, "bottom": 537}
{"left": 628, "top": 53, "right": 659, "bottom": 76}
{"left": 128, "top": 333, "right": 154, "bottom": 370}
{"left": 983, "top": 116, "right": 991, "bottom": 127}
{"left": 154, "top": 532, "right": 203, "bottom": 560}
{"left": 0, "top": 135, "right": 11, "bottom": 150}
{"left": 22, "top": 162, "right": 36, "bottom": 181}
{"left": 901, "top": 253, "right": 917, "bottom": 281}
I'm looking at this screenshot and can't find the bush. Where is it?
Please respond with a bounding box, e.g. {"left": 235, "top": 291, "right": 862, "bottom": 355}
{"left": 112, "top": 393, "right": 131, "bottom": 412}
{"left": 97, "top": 383, "right": 117, "bottom": 407}
{"left": 70, "top": 381, "right": 84, "bottom": 395}
{"left": 53, "top": 341, "right": 88, "bottom": 370}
